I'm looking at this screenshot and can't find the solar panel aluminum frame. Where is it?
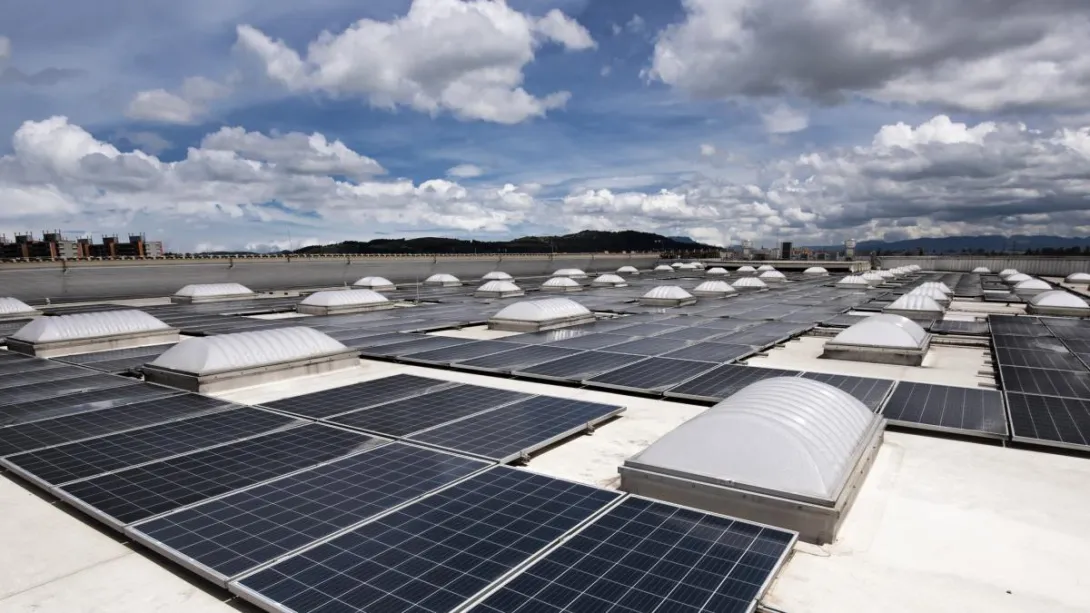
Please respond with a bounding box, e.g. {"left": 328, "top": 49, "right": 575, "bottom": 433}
{"left": 511, "top": 352, "right": 647, "bottom": 384}
{"left": 1006, "top": 393, "right": 1090, "bottom": 453}
{"left": 450, "top": 346, "right": 583, "bottom": 375}
{"left": 395, "top": 340, "right": 521, "bottom": 367}
{"left": 0, "top": 408, "right": 305, "bottom": 491}
{"left": 406, "top": 400, "right": 626, "bottom": 464}
{"left": 662, "top": 366, "right": 804, "bottom": 404}
{"left": 49, "top": 423, "right": 391, "bottom": 533}
{"left": 879, "top": 383, "right": 1009, "bottom": 441}
{"left": 580, "top": 358, "right": 718, "bottom": 396}
{"left": 125, "top": 443, "right": 493, "bottom": 588}
{"left": 225, "top": 467, "right": 626, "bottom": 613}
{"left": 458, "top": 493, "right": 799, "bottom": 613}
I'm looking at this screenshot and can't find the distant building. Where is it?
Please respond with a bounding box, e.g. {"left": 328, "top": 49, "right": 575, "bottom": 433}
{"left": 0, "top": 231, "right": 163, "bottom": 260}
{"left": 780, "top": 241, "right": 793, "bottom": 260}
{"left": 845, "top": 239, "right": 856, "bottom": 260}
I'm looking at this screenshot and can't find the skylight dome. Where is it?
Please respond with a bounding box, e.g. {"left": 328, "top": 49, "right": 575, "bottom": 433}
{"left": 732, "top": 277, "right": 768, "bottom": 290}
{"left": 705, "top": 267, "right": 729, "bottom": 276}
{"left": 919, "top": 281, "right": 952, "bottom": 294}
{"left": 172, "top": 283, "right": 256, "bottom": 304}
{"left": 423, "top": 273, "right": 461, "bottom": 287}
{"left": 488, "top": 298, "right": 595, "bottom": 332}
{"left": 759, "top": 270, "right": 786, "bottom": 283}
{"left": 884, "top": 294, "right": 944, "bottom": 317}
{"left": 0, "top": 297, "right": 39, "bottom": 319}
{"left": 144, "top": 327, "right": 357, "bottom": 392}
{"left": 677, "top": 263, "right": 699, "bottom": 271}
{"left": 877, "top": 270, "right": 895, "bottom": 279}
{"left": 907, "top": 286, "right": 950, "bottom": 304}
{"left": 1027, "top": 290, "right": 1090, "bottom": 316}
{"left": 803, "top": 267, "right": 828, "bottom": 276}
{"left": 541, "top": 277, "right": 583, "bottom": 292}
{"left": 689, "top": 262, "right": 705, "bottom": 269}
{"left": 616, "top": 265, "right": 640, "bottom": 275}
{"left": 671, "top": 262, "right": 684, "bottom": 268}
{"left": 1065, "top": 272, "right": 1090, "bottom": 284}
{"left": 640, "top": 286, "right": 697, "bottom": 306}
{"left": 297, "top": 289, "right": 394, "bottom": 315}
{"left": 654, "top": 265, "right": 674, "bottom": 272}
{"left": 737, "top": 265, "right": 756, "bottom": 274}
{"left": 861, "top": 272, "right": 884, "bottom": 285}
{"left": 757, "top": 264, "right": 776, "bottom": 272}
{"left": 353, "top": 276, "right": 396, "bottom": 291}
{"left": 1013, "top": 278, "right": 1051, "bottom": 297}
{"left": 836, "top": 275, "right": 870, "bottom": 288}
{"left": 8, "top": 310, "right": 179, "bottom": 357}
{"left": 622, "top": 377, "right": 884, "bottom": 544}
{"left": 999, "top": 269, "right": 1019, "bottom": 278}
{"left": 832, "top": 314, "right": 929, "bottom": 349}
{"left": 475, "top": 280, "right": 524, "bottom": 298}
{"left": 972, "top": 267, "right": 991, "bottom": 273}
{"left": 1005, "top": 273, "right": 1031, "bottom": 283}
{"left": 591, "top": 274, "right": 627, "bottom": 287}
{"left": 482, "top": 271, "right": 513, "bottom": 281}
{"left": 552, "top": 268, "right": 587, "bottom": 278}
{"left": 692, "top": 280, "right": 736, "bottom": 297}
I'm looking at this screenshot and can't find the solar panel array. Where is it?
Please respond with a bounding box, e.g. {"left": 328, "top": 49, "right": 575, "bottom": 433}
{"left": 261, "top": 374, "right": 456, "bottom": 419}
{"left": 800, "top": 372, "right": 895, "bottom": 411}
{"left": 0, "top": 384, "right": 181, "bottom": 426}
{"left": 665, "top": 365, "right": 803, "bottom": 403}
{"left": 328, "top": 385, "right": 531, "bottom": 437}
{"left": 585, "top": 356, "right": 719, "bottom": 394}
{"left": 880, "top": 382, "right": 1008, "bottom": 439}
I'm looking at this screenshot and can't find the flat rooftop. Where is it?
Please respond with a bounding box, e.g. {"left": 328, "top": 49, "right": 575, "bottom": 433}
{"left": 2, "top": 267, "right": 1089, "bottom": 613}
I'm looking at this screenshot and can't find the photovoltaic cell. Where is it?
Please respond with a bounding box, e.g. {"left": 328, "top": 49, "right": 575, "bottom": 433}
{"left": 0, "top": 393, "right": 235, "bottom": 457}
{"left": 999, "top": 366, "right": 1090, "bottom": 399}
{"left": 516, "top": 351, "right": 646, "bottom": 382}
{"left": 232, "top": 467, "right": 621, "bottom": 613}
{"left": 0, "top": 373, "right": 136, "bottom": 407}
{"left": 327, "top": 385, "right": 531, "bottom": 437}
{"left": 3, "top": 408, "right": 299, "bottom": 486}
{"left": 603, "top": 337, "right": 693, "bottom": 357}
{"left": 0, "top": 365, "right": 99, "bottom": 389}
{"left": 261, "top": 375, "right": 456, "bottom": 419}
{"left": 661, "top": 342, "right": 756, "bottom": 364}
{"left": 0, "top": 357, "right": 68, "bottom": 376}
{"left": 58, "top": 424, "right": 384, "bottom": 527}
{"left": 398, "top": 340, "right": 522, "bottom": 365}
{"left": 930, "top": 320, "right": 990, "bottom": 336}
{"left": 473, "top": 497, "right": 796, "bottom": 613}
{"left": 0, "top": 384, "right": 181, "bottom": 427}
{"left": 131, "top": 443, "right": 488, "bottom": 583}
{"left": 989, "top": 317, "right": 1050, "bottom": 337}
{"left": 654, "top": 327, "right": 732, "bottom": 342}
{"left": 799, "top": 372, "right": 895, "bottom": 411}
{"left": 585, "top": 357, "right": 718, "bottom": 394}
{"left": 407, "top": 396, "right": 625, "bottom": 462}
{"left": 1006, "top": 393, "right": 1090, "bottom": 451}
{"left": 880, "top": 382, "right": 1007, "bottom": 438}
{"left": 991, "top": 335, "right": 1068, "bottom": 352}
{"left": 453, "top": 345, "right": 580, "bottom": 373}
{"left": 544, "top": 334, "right": 636, "bottom": 351}
{"left": 665, "top": 365, "right": 801, "bottom": 402}
{"left": 994, "top": 347, "right": 1087, "bottom": 371}
{"left": 360, "top": 336, "right": 471, "bottom": 358}
{"left": 609, "top": 323, "right": 686, "bottom": 337}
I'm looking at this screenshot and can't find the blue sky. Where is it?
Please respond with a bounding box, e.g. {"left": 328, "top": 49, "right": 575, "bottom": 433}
{"left": 1, "top": 0, "right": 1089, "bottom": 251}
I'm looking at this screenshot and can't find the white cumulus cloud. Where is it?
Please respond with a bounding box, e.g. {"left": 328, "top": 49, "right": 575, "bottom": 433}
{"left": 447, "top": 164, "right": 485, "bottom": 178}
{"left": 126, "top": 76, "right": 230, "bottom": 124}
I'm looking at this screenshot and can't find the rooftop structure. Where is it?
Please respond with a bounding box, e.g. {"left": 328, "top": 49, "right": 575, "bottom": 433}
{"left": 733, "top": 276, "right": 768, "bottom": 291}
{"left": 474, "top": 280, "right": 524, "bottom": 298}
{"left": 487, "top": 297, "right": 595, "bottom": 332}
{"left": 836, "top": 275, "right": 870, "bottom": 288}
{"left": 692, "top": 280, "right": 736, "bottom": 297}
{"left": 352, "top": 276, "right": 396, "bottom": 291}
{"left": 622, "top": 377, "right": 884, "bottom": 544}
{"left": 823, "top": 313, "right": 931, "bottom": 365}
{"left": 760, "top": 270, "right": 787, "bottom": 283}
{"left": 541, "top": 276, "right": 583, "bottom": 292}
{"left": 884, "top": 294, "right": 945, "bottom": 318}
{"left": 705, "top": 266, "right": 729, "bottom": 276}
{"left": 639, "top": 285, "right": 697, "bottom": 306}
{"left": 297, "top": 289, "right": 394, "bottom": 315}
{"left": 172, "top": 283, "right": 255, "bottom": 304}
{"left": 1005, "top": 272, "right": 1031, "bottom": 284}
{"left": 973, "top": 266, "right": 991, "bottom": 273}
{"left": 481, "top": 270, "right": 513, "bottom": 281}
{"left": 757, "top": 264, "right": 776, "bottom": 272}
{"left": 1013, "top": 278, "right": 1052, "bottom": 298}
{"left": 1065, "top": 272, "right": 1090, "bottom": 284}
{"left": 615, "top": 265, "right": 639, "bottom": 275}
{"left": 737, "top": 265, "right": 757, "bottom": 274}
{"left": 422, "top": 273, "right": 461, "bottom": 287}
{"left": 804, "top": 266, "right": 829, "bottom": 276}
{"left": 552, "top": 268, "right": 587, "bottom": 278}
{"left": 144, "top": 327, "right": 357, "bottom": 392}
{"left": 653, "top": 264, "right": 674, "bottom": 273}
{"left": 7, "top": 310, "right": 177, "bottom": 357}
{"left": 1026, "top": 290, "right": 1090, "bottom": 317}
{"left": 0, "top": 297, "right": 40, "bottom": 320}
{"left": 590, "top": 273, "right": 627, "bottom": 287}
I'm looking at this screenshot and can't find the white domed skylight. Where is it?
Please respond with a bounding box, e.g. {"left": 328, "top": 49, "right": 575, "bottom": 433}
{"left": 692, "top": 280, "right": 736, "bottom": 296}
{"left": 0, "top": 297, "right": 38, "bottom": 317}
{"left": 803, "top": 267, "right": 828, "bottom": 275}
{"left": 552, "top": 268, "right": 587, "bottom": 278}
{"left": 654, "top": 265, "right": 674, "bottom": 272}
{"left": 705, "top": 267, "right": 729, "bottom": 276}
{"left": 591, "top": 274, "right": 627, "bottom": 287}
{"left": 423, "top": 273, "right": 461, "bottom": 286}
{"left": 300, "top": 289, "right": 389, "bottom": 307}
{"left": 999, "top": 269, "right": 1019, "bottom": 278}
{"left": 1029, "top": 290, "right": 1089, "bottom": 308}
{"left": 174, "top": 283, "right": 255, "bottom": 299}
{"left": 1065, "top": 272, "right": 1090, "bottom": 284}
{"left": 972, "top": 267, "right": 991, "bottom": 273}
{"left": 12, "top": 310, "right": 172, "bottom": 343}
{"left": 836, "top": 275, "right": 869, "bottom": 287}
{"left": 757, "top": 264, "right": 776, "bottom": 272}
{"left": 616, "top": 266, "right": 639, "bottom": 275}
{"left": 832, "top": 313, "right": 928, "bottom": 349}
{"left": 642, "top": 286, "right": 694, "bottom": 300}
{"left": 353, "top": 276, "right": 396, "bottom": 290}
{"left": 885, "top": 294, "right": 944, "bottom": 314}
{"left": 732, "top": 277, "right": 768, "bottom": 289}
{"left": 482, "top": 271, "right": 513, "bottom": 281}
{"left": 759, "top": 270, "right": 786, "bottom": 279}
{"left": 150, "top": 327, "right": 349, "bottom": 376}
{"left": 737, "top": 265, "right": 756, "bottom": 273}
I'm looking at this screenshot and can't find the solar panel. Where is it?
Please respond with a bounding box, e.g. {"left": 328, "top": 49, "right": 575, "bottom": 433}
{"left": 1006, "top": 393, "right": 1090, "bottom": 451}
{"left": 398, "top": 340, "right": 521, "bottom": 365}
{"left": 1062, "top": 340, "right": 1090, "bottom": 355}
{"left": 231, "top": 467, "right": 621, "bottom": 613}
{"left": 994, "top": 347, "right": 1088, "bottom": 371}
{"left": 719, "top": 322, "right": 811, "bottom": 348}
{"left": 130, "top": 443, "right": 489, "bottom": 584}
{"left": 407, "top": 396, "right": 625, "bottom": 462}
{"left": 453, "top": 345, "right": 580, "bottom": 373}
{"left": 603, "top": 337, "right": 693, "bottom": 357}
{"left": 881, "top": 382, "right": 1008, "bottom": 438}
{"left": 515, "top": 351, "right": 647, "bottom": 382}
{"left": 585, "top": 357, "right": 718, "bottom": 394}
{"left": 55, "top": 344, "right": 175, "bottom": 364}
{"left": 544, "top": 333, "right": 636, "bottom": 350}
{"left": 1050, "top": 326, "right": 1090, "bottom": 341}
{"left": 652, "top": 326, "right": 731, "bottom": 342}
{"left": 0, "top": 384, "right": 181, "bottom": 427}
{"left": 664, "top": 365, "right": 801, "bottom": 403}
{"left": 0, "top": 394, "right": 235, "bottom": 457}
{"left": 3, "top": 408, "right": 299, "bottom": 487}
{"left": 261, "top": 375, "right": 456, "bottom": 419}
{"left": 336, "top": 331, "right": 415, "bottom": 348}
{"left": 608, "top": 322, "right": 686, "bottom": 337}
{"left": 989, "top": 317, "right": 1050, "bottom": 337}
{"left": 0, "top": 357, "right": 68, "bottom": 375}
{"left": 692, "top": 319, "right": 761, "bottom": 333}
{"left": 930, "top": 320, "right": 990, "bottom": 336}
{"left": 991, "top": 335, "right": 1068, "bottom": 352}
{"left": 360, "top": 336, "right": 471, "bottom": 358}
{"left": 999, "top": 366, "right": 1090, "bottom": 399}
{"left": 662, "top": 342, "right": 756, "bottom": 364}
{"left": 800, "top": 372, "right": 895, "bottom": 411}
{"left": 57, "top": 424, "right": 384, "bottom": 529}
{"left": 0, "top": 372, "right": 136, "bottom": 407}
{"left": 472, "top": 496, "right": 797, "bottom": 613}
{"left": 327, "top": 385, "right": 532, "bottom": 437}
{"left": 0, "top": 365, "right": 99, "bottom": 389}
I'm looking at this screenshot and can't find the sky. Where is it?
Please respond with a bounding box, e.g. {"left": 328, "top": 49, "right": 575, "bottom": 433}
{"left": 1, "top": 0, "right": 1089, "bottom": 252}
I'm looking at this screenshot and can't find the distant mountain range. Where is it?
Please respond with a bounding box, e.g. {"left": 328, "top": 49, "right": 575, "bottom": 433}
{"left": 803, "top": 235, "right": 1090, "bottom": 254}
{"left": 293, "top": 230, "right": 720, "bottom": 255}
